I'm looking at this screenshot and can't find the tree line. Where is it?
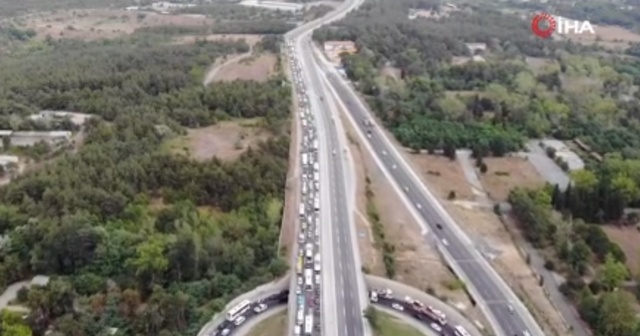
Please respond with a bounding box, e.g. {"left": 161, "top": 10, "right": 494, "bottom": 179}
{"left": 0, "top": 33, "right": 292, "bottom": 336}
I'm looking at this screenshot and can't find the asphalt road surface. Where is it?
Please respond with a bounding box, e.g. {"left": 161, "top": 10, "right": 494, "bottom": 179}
{"left": 207, "top": 290, "right": 289, "bottom": 336}
{"left": 315, "top": 61, "right": 545, "bottom": 336}
{"left": 285, "top": 0, "right": 369, "bottom": 335}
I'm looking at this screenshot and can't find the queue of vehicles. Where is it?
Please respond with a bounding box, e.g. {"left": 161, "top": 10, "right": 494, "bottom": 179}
{"left": 209, "top": 290, "right": 289, "bottom": 336}
{"left": 287, "top": 38, "right": 322, "bottom": 336}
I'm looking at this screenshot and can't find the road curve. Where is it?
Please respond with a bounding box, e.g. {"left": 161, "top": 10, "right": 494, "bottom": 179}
{"left": 308, "top": 36, "right": 545, "bottom": 336}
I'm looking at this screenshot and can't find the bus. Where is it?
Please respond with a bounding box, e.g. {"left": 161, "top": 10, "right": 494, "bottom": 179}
{"left": 226, "top": 299, "right": 251, "bottom": 321}
{"left": 304, "top": 314, "right": 313, "bottom": 335}
{"left": 297, "top": 256, "right": 303, "bottom": 274}
{"left": 304, "top": 269, "right": 313, "bottom": 290}
{"left": 453, "top": 326, "right": 471, "bottom": 336}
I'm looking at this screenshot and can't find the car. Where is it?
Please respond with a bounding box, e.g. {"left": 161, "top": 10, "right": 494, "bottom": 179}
{"left": 253, "top": 303, "right": 268, "bottom": 313}
{"left": 416, "top": 203, "right": 422, "bottom": 209}
{"left": 234, "top": 316, "right": 245, "bottom": 326}
{"left": 436, "top": 223, "right": 443, "bottom": 229}
{"left": 404, "top": 186, "right": 409, "bottom": 192}
{"left": 441, "top": 239, "right": 449, "bottom": 246}
{"left": 221, "top": 329, "right": 230, "bottom": 336}
{"left": 315, "top": 274, "right": 320, "bottom": 285}
{"left": 294, "top": 325, "right": 301, "bottom": 335}
{"left": 333, "top": 150, "right": 336, "bottom": 155}
{"left": 523, "top": 331, "right": 531, "bottom": 336}
{"left": 391, "top": 303, "right": 404, "bottom": 311}
{"left": 296, "top": 285, "right": 301, "bottom": 294}
{"left": 299, "top": 233, "right": 305, "bottom": 242}
{"left": 382, "top": 150, "right": 386, "bottom": 156}
{"left": 392, "top": 164, "right": 397, "bottom": 169}
{"left": 430, "top": 323, "right": 442, "bottom": 332}
{"left": 508, "top": 304, "right": 514, "bottom": 314}
{"left": 297, "top": 277, "right": 303, "bottom": 285}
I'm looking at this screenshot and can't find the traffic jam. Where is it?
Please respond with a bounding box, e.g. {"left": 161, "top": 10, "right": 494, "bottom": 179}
{"left": 287, "top": 38, "right": 323, "bottom": 336}
{"left": 369, "top": 288, "right": 473, "bottom": 336}
{"left": 210, "top": 289, "right": 289, "bottom": 336}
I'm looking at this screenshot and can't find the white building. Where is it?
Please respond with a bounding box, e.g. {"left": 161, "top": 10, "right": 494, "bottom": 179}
{"left": 29, "top": 111, "right": 91, "bottom": 126}
{"left": 0, "top": 130, "right": 72, "bottom": 148}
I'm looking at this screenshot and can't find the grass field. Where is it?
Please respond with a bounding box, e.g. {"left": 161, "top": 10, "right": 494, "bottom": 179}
{"left": 245, "top": 310, "right": 288, "bottom": 336}
{"left": 374, "top": 309, "right": 425, "bottom": 336}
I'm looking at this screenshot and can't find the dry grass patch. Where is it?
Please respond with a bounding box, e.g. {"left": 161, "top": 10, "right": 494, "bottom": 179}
{"left": 564, "top": 24, "right": 640, "bottom": 50}
{"left": 167, "top": 119, "right": 270, "bottom": 161}
{"left": 244, "top": 310, "right": 287, "bottom": 336}
{"left": 602, "top": 226, "right": 640, "bottom": 274}
{"left": 212, "top": 53, "right": 278, "bottom": 82}
{"left": 406, "top": 152, "right": 475, "bottom": 200}
{"left": 173, "top": 34, "right": 263, "bottom": 46}
{"left": 479, "top": 156, "right": 545, "bottom": 202}
{"left": 21, "top": 9, "right": 212, "bottom": 40}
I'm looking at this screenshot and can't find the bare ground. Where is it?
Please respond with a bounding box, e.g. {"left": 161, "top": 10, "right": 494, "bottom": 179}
{"left": 340, "top": 114, "right": 484, "bottom": 323}
{"left": 479, "top": 156, "right": 545, "bottom": 202}
{"left": 403, "top": 151, "right": 570, "bottom": 335}
{"left": 173, "top": 34, "right": 264, "bottom": 46}
{"left": 564, "top": 24, "right": 640, "bottom": 50}
{"left": 166, "top": 119, "right": 270, "bottom": 161}
{"left": 602, "top": 226, "right": 640, "bottom": 275}
{"left": 212, "top": 53, "right": 278, "bottom": 82}
{"left": 19, "top": 9, "right": 212, "bottom": 40}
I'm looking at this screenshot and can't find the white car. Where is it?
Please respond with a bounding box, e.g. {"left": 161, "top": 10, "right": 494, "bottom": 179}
{"left": 221, "top": 329, "right": 230, "bottom": 336}
{"left": 442, "top": 239, "right": 449, "bottom": 247}
{"left": 253, "top": 303, "right": 267, "bottom": 313}
{"left": 294, "top": 325, "right": 301, "bottom": 335}
{"left": 430, "top": 323, "right": 442, "bottom": 332}
{"left": 391, "top": 303, "right": 404, "bottom": 311}
{"left": 296, "top": 285, "right": 301, "bottom": 294}
{"left": 298, "top": 276, "right": 303, "bottom": 285}
{"left": 234, "top": 316, "right": 245, "bottom": 326}
{"left": 315, "top": 274, "right": 320, "bottom": 285}
{"left": 508, "top": 304, "right": 514, "bottom": 314}
{"left": 299, "top": 233, "right": 305, "bottom": 243}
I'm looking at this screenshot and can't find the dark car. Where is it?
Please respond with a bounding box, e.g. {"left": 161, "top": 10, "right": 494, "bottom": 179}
{"left": 436, "top": 223, "right": 443, "bottom": 229}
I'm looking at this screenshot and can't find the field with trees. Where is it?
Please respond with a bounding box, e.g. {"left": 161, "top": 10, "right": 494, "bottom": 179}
{"left": 0, "top": 19, "right": 292, "bottom": 336}
{"left": 314, "top": 0, "right": 640, "bottom": 334}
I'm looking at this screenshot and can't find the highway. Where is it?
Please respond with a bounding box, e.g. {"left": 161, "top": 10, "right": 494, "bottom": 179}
{"left": 309, "top": 43, "right": 545, "bottom": 336}
{"left": 284, "top": 0, "right": 369, "bottom": 335}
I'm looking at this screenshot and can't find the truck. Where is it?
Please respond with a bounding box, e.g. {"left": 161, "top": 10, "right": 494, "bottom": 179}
{"left": 299, "top": 203, "right": 305, "bottom": 217}
{"left": 314, "top": 254, "right": 321, "bottom": 272}
{"left": 302, "top": 153, "right": 308, "bottom": 166}
{"left": 313, "top": 172, "right": 319, "bottom": 182}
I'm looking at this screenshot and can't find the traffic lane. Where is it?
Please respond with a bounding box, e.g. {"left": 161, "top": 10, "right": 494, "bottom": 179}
{"left": 213, "top": 297, "right": 287, "bottom": 336}
{"left": 325, "top": 72, "right": 532, "bottom": 334}
{"left": 306, "top": 49, "right": 354, "bottom": 336}
{"left": 373, "top": 298, "right": 453, "bottom": 336}
{"left": 319, "top": 69, "right": 364, "bottom": 336}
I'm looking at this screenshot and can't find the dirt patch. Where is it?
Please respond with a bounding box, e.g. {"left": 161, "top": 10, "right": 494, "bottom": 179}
{"left": 564, "top": 24, "right": 640, "bottom": 50}
{"left": 526, "top": 57, "right": 557, "bottom": 74}
{"left": 340, "top": 113, "right": 482, "bottom": 322}
{"left": 212, "top": 53, "right": 278, "bottom": 82}
{"left": 406, "top": 153, "right": 475, "bottom": 201}
{"left": 21, "top": 9, "right": 212, "bottom": 40}
{"left": 479, "top": 156, "right": 545, "bottom": 202}
{"left": 173, "top": 34, "right": 264, "bottom": 46}
{"left": 602, "top": 226, "right": 640, "bottom": 275}
{"left": 379, "top": 66, "right": 401, "bottom": 80}
{"left": 166, "top": 119, "right": 270, "bottom": 161}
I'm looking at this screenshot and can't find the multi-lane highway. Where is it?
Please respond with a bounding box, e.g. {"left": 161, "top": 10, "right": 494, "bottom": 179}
{"left": 309, "top": 43, "right": 545, "bottom": 336}
{"left": 284, "top": 0, "right": 369, "bottom": 335}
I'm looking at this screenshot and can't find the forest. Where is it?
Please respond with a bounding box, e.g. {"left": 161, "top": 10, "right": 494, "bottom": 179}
{"left": 315, "top": 0, "right": 640, "bottom": 333}
{"left": 0, "top": 30, "right": 292, "bottom": 336}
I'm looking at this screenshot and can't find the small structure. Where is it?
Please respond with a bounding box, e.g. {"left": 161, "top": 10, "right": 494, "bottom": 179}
{"left": 323, "top": 41, "right": 357, "bottom": 64}
{"left": 0, "top": 130, "right": 72, "bottom": 148}
{"left": 28, "top": 111, "right": 91, "bottom": 126}
{"left": 30, "top": 276, "right": 50, "bottom": 287}
{"left": 540, "top": 139, "right": 585, "bottom": 171}
{"left": 465, "top": 43, "right": 487, "bottom": 55}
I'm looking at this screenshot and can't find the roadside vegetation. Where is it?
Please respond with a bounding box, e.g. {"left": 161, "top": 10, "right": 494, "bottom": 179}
{"left": 365, "top": 306, "right": 424, "bottom": 336}
{"left": 0, "top": 17, "right": 293, "bottom": 336}
{"left": 314, "top": 0, "right": 640, "bottom": 334}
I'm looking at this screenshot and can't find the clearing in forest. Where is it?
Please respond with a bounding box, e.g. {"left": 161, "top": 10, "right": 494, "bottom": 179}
{"left": 212, "top": 53, "right": 278, "bottom": 82}
{"left": 166, "top": 119, "right": 270, "bottom": 161}
{"left": 19, "top": 9, "right": 212, "bottom": 40}
{"left": 564, "top": 24, "right": 640, "bottom": 50}
{"left": 173, "top": 34, "right": 264, "bottom": 46}
{"left": 602, "top": 226, "right": 640, "bottom": 274}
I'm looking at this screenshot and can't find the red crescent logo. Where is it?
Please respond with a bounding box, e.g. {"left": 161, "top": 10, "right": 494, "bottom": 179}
{"left": 531, "top": 12, "right": 556, "bottom": 38}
